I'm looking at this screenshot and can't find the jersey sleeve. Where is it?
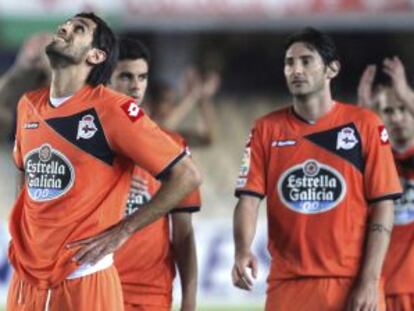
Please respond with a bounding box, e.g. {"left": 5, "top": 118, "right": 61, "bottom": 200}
{"left": 104, "top": 99, "right": 186, "bottom": 179}
{"left": 362, "top": 112, "right": 402, "bottom": 203}
{"left": 234, "top": 120, "right": 267, "bottom": 199}
{"left": 168, "top": 134, "right": 201, "bottom": 213}
{"left": 13, "top": 97, "right": 25, "bottom": 170}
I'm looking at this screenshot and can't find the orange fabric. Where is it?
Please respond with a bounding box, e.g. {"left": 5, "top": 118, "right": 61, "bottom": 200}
{"left": 9, "top": 85, "right": 183, "bottom": 289}
{"left": 236, "top": 102, "right": 402, "bottom": 281}
{"left": 265, "top": 277, "right": 385, "bottom": 311}
{"left": 386, "top": 293, "right": 414, "bottom": 311}
{"left": 124, "top": 303, "right": 170, "bottom": 311}
{"left": 7, "top": 266, "right": 123, "bottom": 311}
{"left": 115, "top": 129, "right": 201, "bottom": 307}
{"left": 383, "top": 146, "right": 414, "bottom": 295}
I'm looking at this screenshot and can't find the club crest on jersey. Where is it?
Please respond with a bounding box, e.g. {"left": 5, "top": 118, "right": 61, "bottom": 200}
{"left": 394, "top": 179, "right": 414, "bottom": 225}
{"left": 121, "top": 100, "right": 144, "bottom": 122}
{"left": 76, "top": 115, "right": 98, "bottom": 140}
{"left": 277, "top": 159, "right": 346, "bottom": 214}
{"left": 336, "top": 127, "right": 358, "bottom": 150}
{"left": 378, "top": 125, "right": 390, "bottom": 145}
{"left": 24, "top": 144, "right": 75, "bottom": 202}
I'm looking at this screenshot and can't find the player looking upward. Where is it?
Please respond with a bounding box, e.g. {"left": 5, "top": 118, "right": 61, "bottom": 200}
{"left": 7, "top": 12, "right": 201, "bottom": 311}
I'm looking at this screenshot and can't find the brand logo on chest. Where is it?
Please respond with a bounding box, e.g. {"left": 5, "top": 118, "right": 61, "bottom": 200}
{"left": 277, "top": 159, "right": 346, "bottom": 214}
{"left": 24, "top": 144, "right": 75, "bottom": 201}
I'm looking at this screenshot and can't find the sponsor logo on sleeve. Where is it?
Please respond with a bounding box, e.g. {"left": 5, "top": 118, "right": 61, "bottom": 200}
{"left": 24, "top": 144, "right": 75, "bottom": 202}
{"left": 76, "top": 115, "right": 98, "bottom": 140}
{"left": 378, "top": 125, "right": 390, "bottom": 145}
{"left": 121, "top": 100, "right": 144, "bottom": 122}
{"left": 236, "top": 147, "right": 251, "bottom": 189}
{"left": 336, "top": 127, "right": 358, "bottom": 150}
{"left": 277, "top": 159, "right": 346, "bottom": 214}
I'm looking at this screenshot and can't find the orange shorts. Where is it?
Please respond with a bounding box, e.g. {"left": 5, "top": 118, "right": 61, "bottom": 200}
{"left": 386, "top": 293, "right": 414, "bottom": 311}
{"left": 265, "top": 277, "right": 385, "bottom": 311}
{"left": 7, "top": 266, "right": 124, "bottom": 311}
{"left": 124, "top": 303, "right": 170, "bottom": 311}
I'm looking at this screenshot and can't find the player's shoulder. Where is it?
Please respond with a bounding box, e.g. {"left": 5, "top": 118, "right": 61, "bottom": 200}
{"left": 160, "top": 127, "right": 186, "bottom": 146}
{"left": 21, "top": 87, "right": 49, "bottom": 107}
{"left": 254, "top": 106, "right": 290, "bottom": 128}
{"left": 93, "top": 85, "right": 133, "bottom": 106}
{"left": 336, "top": 101, "right": 380, "bottom": 124}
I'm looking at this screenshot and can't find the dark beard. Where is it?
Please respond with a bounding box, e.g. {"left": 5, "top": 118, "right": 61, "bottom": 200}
{"left": 45, "top": 42, "right": 78, "bottom": 68}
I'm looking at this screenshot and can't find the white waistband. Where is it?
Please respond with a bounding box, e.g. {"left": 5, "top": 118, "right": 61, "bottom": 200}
{"left": 66, "top": 253, "right": 113, "bottom": 280}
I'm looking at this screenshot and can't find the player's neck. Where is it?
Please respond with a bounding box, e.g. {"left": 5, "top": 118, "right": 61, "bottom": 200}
{"left": 292, "top": 89, "right": 334, "bottom": 123}
{"left": 50, "top": 67, "right": 90, "bottom": 97}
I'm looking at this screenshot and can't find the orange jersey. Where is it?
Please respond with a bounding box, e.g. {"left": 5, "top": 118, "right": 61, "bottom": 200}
{"left": 235, "top": 102, "right": 402, "bottom": 281}
{"left": 10, "top": 85, "right": 185, "bottom": 289}
{"left": 383, "top": 146, "right": 414, "bottom": 295}
{"left": 114, "top": 129, "right": 201, "bottom": 307}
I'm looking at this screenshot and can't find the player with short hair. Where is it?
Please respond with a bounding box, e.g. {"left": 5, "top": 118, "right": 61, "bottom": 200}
{"left": 110, "top": 37, "right": 200, "bottom": 311}
{"left": 232, "top": 27, "right": 401, "bottom": 311}
{"left": 8, "top": 12, "right": 201, "bottom": 311}
{"left": 358, "top": 57, "right": 414, "bottom": 311}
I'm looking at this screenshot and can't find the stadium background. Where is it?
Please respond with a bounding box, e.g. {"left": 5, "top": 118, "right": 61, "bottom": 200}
{"left": 0, "top": 0, "right": 414, "bottom": 310}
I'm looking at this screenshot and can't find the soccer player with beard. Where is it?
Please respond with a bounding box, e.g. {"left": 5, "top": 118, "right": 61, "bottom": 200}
{"left": 110, "top": 38, "right": 200, "bottom": 311}
{"left": 232, "top": 28, "right": 402, "bottom": 311}
{"left": 358, "top": 57, "right": 414, "bottom": 311}
{"left": 7, "top": 13, "right": 201, "bottom": 311}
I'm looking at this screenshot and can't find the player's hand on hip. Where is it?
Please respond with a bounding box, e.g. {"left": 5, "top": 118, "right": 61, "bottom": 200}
{"left": 66, "top": 222, "right": 130, "bottom": 265}
{"left": 231, "top": 251, "right": 258, "bottom": 291}
{"left": 345, "top": 279, "right": 380, "bottom": 311}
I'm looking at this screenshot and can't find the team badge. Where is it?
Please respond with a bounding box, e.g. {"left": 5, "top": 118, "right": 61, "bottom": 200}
{"left": 121, "top": 100, "right": 144, "bottom": 122}
{"left": 378, "top": 125, "right": 390, "bottom": 145}
{"left": 278, "top": 159, "right": 346, "bottom": 214}
{"left": 336, "top": 127, "right": 358, "bottom": 150}
{"left": 24, "top": 144, "right": 75, "bottom": 202}
{"left": 76, "top": 115, "right": 98, "bottom": 140}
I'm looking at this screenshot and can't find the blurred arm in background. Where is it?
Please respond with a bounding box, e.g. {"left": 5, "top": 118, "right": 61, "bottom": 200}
{"left": 153, "top": 68, "right": 220, "bottom": 148}
{"left": 0, "top": 33, "right": 51, "bottom": 142}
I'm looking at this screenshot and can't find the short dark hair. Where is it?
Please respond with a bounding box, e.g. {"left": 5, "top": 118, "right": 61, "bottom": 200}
{"left": 118, "top": 37, "right": 151, "bottom": 65}
{"left": 75, "top": 12, "right": 118, "bottom": 86}
{"left": 285, "top": 27, "right": 339, "bottom": 66}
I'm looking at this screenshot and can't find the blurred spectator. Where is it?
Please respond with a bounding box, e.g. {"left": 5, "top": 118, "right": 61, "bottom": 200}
{"left": 145, "top": 67, "right": 220, "bottom": 147}
{"left": 0, "top": 33, "right": 52, "bottom": 143}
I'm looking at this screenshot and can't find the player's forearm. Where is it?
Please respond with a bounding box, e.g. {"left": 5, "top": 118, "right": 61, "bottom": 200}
{"left": 358, "top": 200, "right": 394, "bottom": 283}
{"left": 233, "top": 196, "right": 260, "bottom": 255}
{"left": 172, "top": 214, "right": 198, "bottom": 311}
{"left": 122, "top": 157, "right": 202, "bottom": 236}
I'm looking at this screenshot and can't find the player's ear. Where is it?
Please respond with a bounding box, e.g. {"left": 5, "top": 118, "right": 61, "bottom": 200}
{"left": 86, "top": 48, "right": 107, "bottom": 65}
{"left": 326, "top": 61, "right": 340, "bottom": 79}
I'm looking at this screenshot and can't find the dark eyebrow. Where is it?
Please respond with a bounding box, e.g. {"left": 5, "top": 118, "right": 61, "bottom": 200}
{"left": 75, "top": 19, "right": 90, "bottom": 29}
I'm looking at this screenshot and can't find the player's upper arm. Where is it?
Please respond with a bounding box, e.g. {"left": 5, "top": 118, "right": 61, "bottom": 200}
{"left": 360, "top": 111, "right": 402, "bottom": 203}
{"left": 235, "top": 120, "right": 267, "bottom": 199}
{"left": 103, "top": 98, "right": 186, "bottom": 178}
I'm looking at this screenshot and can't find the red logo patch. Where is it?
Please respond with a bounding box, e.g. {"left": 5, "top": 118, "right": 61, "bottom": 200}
{"left": 121, "top": 101, "right": 144, "bottom": 122}
{"left": 378, "top": 125, "right": 390, "bottom": 145}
